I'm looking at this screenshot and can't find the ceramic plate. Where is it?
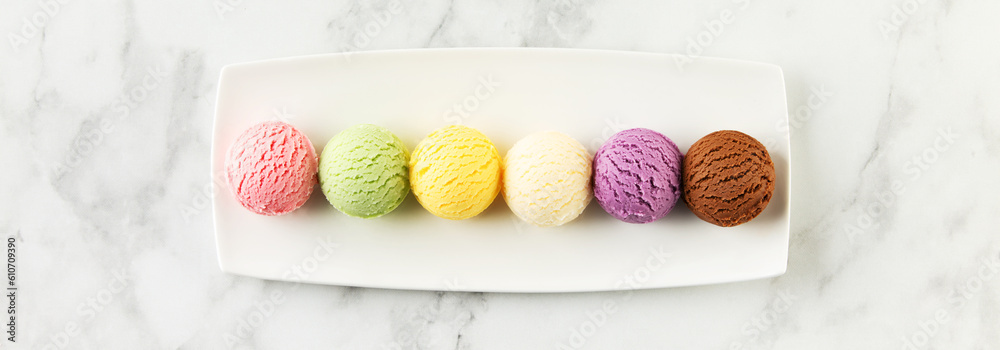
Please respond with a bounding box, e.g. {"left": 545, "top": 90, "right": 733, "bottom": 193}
{"left": 212, "top": 48, "right": 790, "bottom": 293}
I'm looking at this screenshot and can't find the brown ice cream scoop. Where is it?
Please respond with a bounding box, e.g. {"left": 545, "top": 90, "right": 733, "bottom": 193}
{"left": 682, "top": 130, "right": 775, "bottom": 227}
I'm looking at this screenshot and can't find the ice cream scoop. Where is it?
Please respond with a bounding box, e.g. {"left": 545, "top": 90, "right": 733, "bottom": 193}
{"left": 683, "top": 130, "right": 775, "bottom": 227}
{"left": 318, "top": 124, "right": 409, "bottom": 218}
{"left": 592, "top": 128, "right": 683, "bottom": 223}
{"left": 409, "top": 125, "right": 501, "bottom": 220}
{"left": 503, "top": 132, "right": 592, "bottom": 227}
{"left": 224, "top": 121, "right": 318, "bottom": 216}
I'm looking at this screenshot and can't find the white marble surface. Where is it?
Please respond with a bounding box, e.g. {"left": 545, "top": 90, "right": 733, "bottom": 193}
{"left": 3, "top": 0, "right": 999, "bottom": 349}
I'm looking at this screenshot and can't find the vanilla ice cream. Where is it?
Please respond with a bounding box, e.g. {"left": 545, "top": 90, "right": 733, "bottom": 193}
{"left": 503, "top": 132, "right": 592, "bottom": 227}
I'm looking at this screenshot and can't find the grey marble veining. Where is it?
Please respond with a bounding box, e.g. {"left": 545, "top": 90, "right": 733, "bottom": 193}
{"left": 2, "top": 0, "right": 999, "bottom": 349}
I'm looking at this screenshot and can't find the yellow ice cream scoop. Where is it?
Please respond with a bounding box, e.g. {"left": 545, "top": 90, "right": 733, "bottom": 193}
{"left": 409, "top": 125, "right": 502, "bottom": 220}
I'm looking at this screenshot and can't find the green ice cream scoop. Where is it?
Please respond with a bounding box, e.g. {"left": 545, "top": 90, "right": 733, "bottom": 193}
{"left": 318, "top": 124, "right": 410, "bottom": 218}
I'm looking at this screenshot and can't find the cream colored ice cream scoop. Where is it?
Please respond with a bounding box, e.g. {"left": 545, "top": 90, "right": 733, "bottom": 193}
{"left": 502, "top": 131, "right": 592, "bottom": 227}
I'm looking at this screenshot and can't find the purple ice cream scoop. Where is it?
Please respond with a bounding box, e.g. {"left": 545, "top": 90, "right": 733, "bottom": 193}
{"left": 592, "top": 128, "right": 683, "bottom": 223}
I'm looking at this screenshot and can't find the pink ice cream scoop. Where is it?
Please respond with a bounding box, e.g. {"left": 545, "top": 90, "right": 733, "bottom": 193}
{"left": 592, "top": 128, "right": 683, "bottom": 224}
{"left": 225, "top": 121, "right": 318, "bottom": 216}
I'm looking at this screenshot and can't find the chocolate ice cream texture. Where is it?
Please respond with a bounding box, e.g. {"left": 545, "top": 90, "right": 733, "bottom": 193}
{"left": 682, "top": 130, "right": 775, "bottom": 227}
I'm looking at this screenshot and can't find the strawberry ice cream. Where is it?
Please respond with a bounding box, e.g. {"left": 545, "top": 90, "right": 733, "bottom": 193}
{"left": 225, "top": 121, "right": 318, "bottom": 216}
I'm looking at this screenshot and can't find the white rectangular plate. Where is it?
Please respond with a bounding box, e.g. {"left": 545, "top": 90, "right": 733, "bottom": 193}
{"left": 213, "top": 48, "right": 790, "bottom": 293}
